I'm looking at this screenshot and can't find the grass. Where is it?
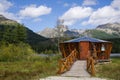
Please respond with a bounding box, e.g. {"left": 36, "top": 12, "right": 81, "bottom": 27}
{"left": 96, "top": 57, "right": 120, "bottom": 80}
{"left": 0, "top": 54, "right": 61, "bottom": 80}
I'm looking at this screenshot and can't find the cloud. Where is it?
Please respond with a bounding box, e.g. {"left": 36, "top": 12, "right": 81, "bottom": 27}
{"left": 61, "top": 0, "right": 120, "bottom": 27}
{"left": 82, "top": 0, "right": 97, "bottom": 6}
{"left": 0, "top": 0, "right": 13, "bottom": 12}
{"left": 0, "top": 0, "right": 20, "bottom": 22}
{"left": 0, "top": 12, "right": 21, "bottom": 22}
{"left": 111, "top": 0, "right": 120, "bottom": 9}
{"left": 60, "top": 6, "right": 93, "bottom": 25}
{"left": 82, "top": 6, "right": 120, "bottom": 26}
{"left": 19, "top": 4, "right": 52, "bottom": 18}
{"left": 0, "top": 1, "right": 52, "bottom": 23}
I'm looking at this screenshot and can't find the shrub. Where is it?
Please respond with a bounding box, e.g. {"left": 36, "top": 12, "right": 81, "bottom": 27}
{"left": 0, "top": 43, "right": 35, "bottom": 62}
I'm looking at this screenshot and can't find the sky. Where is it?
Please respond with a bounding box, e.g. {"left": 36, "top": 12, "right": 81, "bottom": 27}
{"left": 0, "top": 0, "right": 120, "bottom": 32}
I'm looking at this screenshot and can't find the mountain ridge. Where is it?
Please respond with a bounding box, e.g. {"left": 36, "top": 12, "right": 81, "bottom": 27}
{"left": 0, "top": 15, "right": 17, "bottom": 24}
{"left": 96, "top": 23, "right": 120, "bottom": 35}
{"left": 38, "top": 23, "right": 120, "bottom": 39}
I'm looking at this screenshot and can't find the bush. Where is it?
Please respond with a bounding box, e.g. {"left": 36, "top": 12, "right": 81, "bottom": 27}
{"left": 0, "top": 43, "right": 35, "bottom": 62}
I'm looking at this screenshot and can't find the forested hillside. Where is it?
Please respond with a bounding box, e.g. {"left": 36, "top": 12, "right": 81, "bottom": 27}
{"left": 0, "top": 15, "right": 59, "bottom": 80}
{"left": 0, "top": 24, "right": 26, "bottom": 44}
{"left": 82, "top": 29, "right": 118, "bottom": 39}
{"left": 0, "top": 15, "right": 57, "bottom": 54}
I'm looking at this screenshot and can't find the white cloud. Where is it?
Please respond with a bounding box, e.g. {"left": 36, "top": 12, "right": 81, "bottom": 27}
{"left": 0, "top": 0, "right": 20, "bottom": 22}
{"left": 0, "top": 1, "right": 52, "bottom": 23}
{"left": 82, "top": 0, "right": 97, "bottom": 6}
{"left": 0, "top": 0, "right": 13, "bottom": 12}
{"left": 63, "top": 20, "right": 76, "bottom": 26}
{"left": 111, "top": 0, "right": 120, "bottom": 9}
{"left": 0, "top": 12, "right": 21, "bottom": 22}
{"left": 61, "top": 0, "right": 120, "bottom": 27}
{"left": 83, "top": 6, "right": 120, "bottom": 25}
{"left": 19, "top": 5, "right": 52, "bottom": 18}
{"left": 60, "top": 6, "right": 93, "bottom": 25}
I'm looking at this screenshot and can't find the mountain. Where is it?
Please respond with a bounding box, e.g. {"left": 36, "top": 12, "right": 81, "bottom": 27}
{"left": 64, "top": 30, "right": 79, "bottom": 37}
{"left": 38, "top": 25, "right": 70, "bottom": 38}
{"left": 0, "top": 15, "right": 48, "bottom": 42}
{"left": 37, "top": 25, "right": 84, "bottom": 38}
{"left": 88, "top": 23, "right": 119, "bottom": 39}
{"left": 38, "top": 22, "right": 120, "bottom": 39}
{"left": 82, "top": 23, "right": 120, "bottom": 39}
{"left": 0, "top": 15, "right": 56, "bottom": 53}
{"left": 96, "top": 23, "right": 120, "bottom": 37}
{"left": 82, "top": 29, "right": 118, "bottom": 39}
{"left": 0, "top": 15, "right": 17, "bottom": 24}
{"left": 38, "top": 27, "right": 56, "bottom": 38}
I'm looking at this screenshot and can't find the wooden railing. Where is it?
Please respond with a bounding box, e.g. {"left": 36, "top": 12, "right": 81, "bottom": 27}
{"left": 57, "top": 49, "right": 77, "bottom": 74}
{"left": 86, "top": 56, "right": 95, "bottom": 76}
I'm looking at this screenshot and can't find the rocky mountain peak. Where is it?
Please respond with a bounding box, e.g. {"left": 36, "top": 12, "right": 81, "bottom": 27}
{"left": 0, "top": 15, "right": 8, "bottom": 21}
{"left": 38, "top": 22, "right": 120, "bottom": 38}
{"left": 96, "top": 23, "right": 120, "bottom": 34}
{"left": 38, "top": 27, "right": 56, "bottom": 38}
{"left": 57, "top": 25, "right": 68, "bottom": 32}
{"left": 97, "top": 23, "right": 120, "bottom": 29}
{"left": 0, "top": 15, "right": 17, "bottom": 24}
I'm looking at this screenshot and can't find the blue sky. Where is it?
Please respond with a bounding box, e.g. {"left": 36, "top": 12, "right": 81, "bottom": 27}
{"left": 0, "top": 0, "right": 120, "bottom": 32}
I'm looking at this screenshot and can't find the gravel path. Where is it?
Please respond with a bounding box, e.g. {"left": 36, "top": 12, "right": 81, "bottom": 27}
{"left": 61, "top": 60, "right": 90, "bottom": 77}
{"left": 40, "top": 60, "right": 106, "bottom": 80}
{"left": 40, "top": 76, "right": 106, "bottom": 80}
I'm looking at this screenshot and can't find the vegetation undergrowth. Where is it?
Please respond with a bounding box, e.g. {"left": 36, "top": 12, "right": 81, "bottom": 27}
{"left": 96, "top": 57, "right": 120, "bottom": 80}
{"left": 0, "top": 43, "right": 61, "bottom": 80}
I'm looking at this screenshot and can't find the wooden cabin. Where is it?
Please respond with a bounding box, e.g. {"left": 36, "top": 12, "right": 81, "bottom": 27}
{"left": 59, "top": 36, "right": 112, "bottom": 60}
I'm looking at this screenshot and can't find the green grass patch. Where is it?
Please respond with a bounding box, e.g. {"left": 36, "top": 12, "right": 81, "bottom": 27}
{"left": 96, "top": 57, "right": 120, "bottom": 80}
{"left": 0, "top": 43, "right": 61, "bottom": 80}
{"left": 0, "top": 55, "right": 61, "bottom": 80}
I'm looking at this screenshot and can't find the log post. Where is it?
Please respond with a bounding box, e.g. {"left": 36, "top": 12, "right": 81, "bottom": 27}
{"left": 91, "top": 58, "right": 95, "bottom": 76}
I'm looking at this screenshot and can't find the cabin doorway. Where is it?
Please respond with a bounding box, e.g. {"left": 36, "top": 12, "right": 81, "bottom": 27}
{"left": 79, "top": 42, "right": 90, "bottom": 60}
